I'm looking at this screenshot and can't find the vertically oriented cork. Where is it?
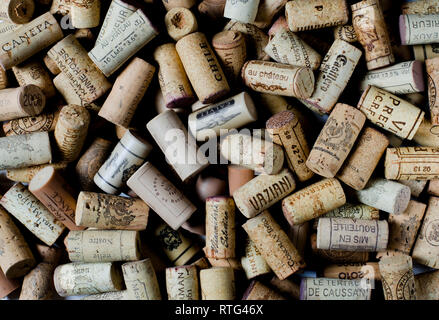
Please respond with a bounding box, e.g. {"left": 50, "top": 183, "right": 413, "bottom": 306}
{"left": 166, "top": 265, "right": 199, "bottom": 300}
{"left": 200, "top": 267, "right": 235, "bottom": 300}
{"left": 426, "top": 57, "right": 439, "bottom": 125}
{"left": 240, "top": 237, "right": 271, "bottom": 280}
{"left": 378, "top": 254, "right": 416, "bottom": 300}
{"left": 223, "top": 0, "right": 260, "bottom": 24}
{"left": 70, "top": 0, "right": 100, "bottom": 28}
{"left": 122, "top": 259, "right": 162, "bottom": 300}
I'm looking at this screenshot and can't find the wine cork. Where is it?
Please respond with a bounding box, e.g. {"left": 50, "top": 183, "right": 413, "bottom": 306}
{"left": 122, "top": 258, "right": 161, "bottom": 300}
{"left": 165, "top": 7, "right": 198, "bottom": 41}
{"left": 54, "top": 104, "right": 90, "bottom": 163}
{"left": 54, "top": 262, "right": 124, "bottom": 297}
{"left": 200, "top": 267, "right": 235, "bottom": 300}
{"left": 402, "top": 0, "right": 439, "bottom": 14}
{"left": 205, "top": 196, "right": 235, "bottom": 259}
{"left": 427, "top": 57, "right": 439, "bottom": 125}
{"left": 264, "top": 27, "right": 322, "bottom": 71}
{"left": 334, "top": 25, "right": 358, "bottom": 43}
{"left": 357, "top": 86, "right": 424, "bottom": 140}
{"left": 3, "top": 107, "right": 60, "bottom": 137}
{"left": 0, "top": 183, "right": 65, "bottom": 246}
{"left": 413, "top": 118, "right": 439, "bottom": 147}
{"left": 270, "top": 276, "right": 300, "bottom": 300}
{"left": 0, "top": 132, "right": 51, "bottom": 170}
{"left": 28, "top": 166, "right": 83, "bottom": 231}
{"left": 127, "top": 162, "right": 196, "bottom": 230}
{"left": 48, "top": 35, "right": 111, "bottom": 104}
{"left": 0, "top": 206, "right": 35, "bottom": 278}
{"left": 241, "top": 60, "right": 315, "bottom": 99}
{"left": 317, "top": 218, "right": 389, "bottom": 252}
{"left": 337, "top": 127, "right": 389, "bottom": 190}
{"left": 400, "top": 180, "right": 428, "bottom": 197}
{"left": 147, "top": 110, "right": 209, "bottom": 182}
{"left": 0, "top": 20, "right": 18, "bottom": 37}
{"left": 323, "top": 262, "right": 381, "bottom": 281}
{"left": 359, "top": 61, "right": 425, "bottom": 95}
{"left": 299, "top": 277, "right": 371, "bottom": 300}
{"left": 0, "top": 68, "right": 7, "bottom": 90}
{"left": 74, "top": 28, "right": 95, "bottom": 42}
{"left": 242, "top": 211, "right": 305, "bottom": 280}
{"left": 314, "top": 203, "right": 379, "bottom": 229}
{"left": 6, "top": 163, "right": 67, "bottom": 185}
{"left": 195, "top": 174, "right": 227, "bottom": 202}
{"left": 88, "top": 9, "right": 159, "bottom": 77}
{"left": 0, "top": 12, "right": 64, "bottom": 70}
{"left": 428, "top": 179, "right": 439, "bottom": 196}
{"left": 243, "top": 281, "right": 285, "bottom": 300}
{"left": 70, "top": 0, "right": 100, "bottom": 28}
{"left": 288, "top": 221, "right": 309, "bottom": 257}
{"left": 75, "top": 192, "right": 149, "bottom": 230}
{"left": 233, "top": 168, "right": 295, "bottom": 218}
{"left": 311, "top": 233, "right": 370, "bottom": 263}
{"left": 154, "top": 43, "right": 196, "bottom": 109}
{"left": 223, "top": 0, "right": 260, "bottom": 24}
{"left": 188, "top": 92, "right": 258, "bottom": 141}
{"left": 99, "top": 58, "right": 154, "bottom": 128}
{"left": 412, "top": 196, "right": 439, "bottom": 268}
{"left": 400, "top": 14, "right": 439, "bottom": 45}
{"left": 166, "top": 265, "right": 199, "bottom": 300}
{"left": 49, "top": 0, "right": 70, "bottom": 15}
{"left": 223, "top": 20, "right": 269, "bottom": 61}
{"left": 413, "top": 44, "right": 439, "bottom": 61}
{"left": 12, "top": 61, "right": 56, "bottom": 98}
{"left": 94, "top": 130, "right": 152, "bottom": 195}
{"left": 241, "top": 237, "right": 271, "bottom": 279}
{"left": 43, "top": 55, "right": 60, "bottom": 75}
{"left": 354, "top": 178, "right": 411, "bottom": 215}
{"left": 285, "top": 0, "right": 348, "bottom": 32}
{"left": 0, "top": 0, "right": 34, "bottom": 24}
{"left": 19, "top": 262, "right": 55, "bottom": 300}
{"left": 204, "top": 255, "right": 242, "bottom": 270}
{"left": 379, "top": 254, "right": 416, "bottom": 300}
{"left": 82, "top": 291, "right": 128, "bottom": 300}
{"left": 0, "top": 85, "right": 45, "bottom": 121}
{"left": 212, "top": 30, "right": 247, "bottom": 84}
{"left": 198, "top": 0, "right": 225, "bottom": 20}
{"left": 282, "top": 178, "right": 346, "bottom": 226}
{"left": 0, "top": 268, "right": 19, "bottom": 298}
{"left": 415, "top": 270, "right": 439, "bottom": 300}
{"left": 192, "top": 257, "right": 210, "bottom": 270}
{"left": 176, "top": 32, "right": 230, "bottom": 104}
{"left": 162, "top": 0, "right": 196, "bottom": 10}
{"left": 35, "top": 244, "right": 61, "bottom": 265}
{"left": 228, "top": 165, "right": 254, "bottom": 196}
{"left": 66, "top": 230, "right": 141, "bottom": 262}
{"left": 75, "top": 137, "right": 112, "bottom": 191}
{"left": 253, "top": 0, "right": 287, "bottom": 29}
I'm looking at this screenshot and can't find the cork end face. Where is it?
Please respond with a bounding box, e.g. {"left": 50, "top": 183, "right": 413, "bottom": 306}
{"left": 393, "top": 185, "right": 411, "bottom": 215}
{"left": 266, "top": 111, "right": 296, "bottom": 129}
{"left": 59, "top": 104, "right": 91, "bottom": 129}
{"left": 412, "top": 60, "right": 425, "bottom": 92}
{"left": 8, "top": 0, "right": 35, "bottom": 24}
{"left": 19, "top": 84, "right": 46, "bottom": 116}
{"left": 212, "top": 30, "right": 243, "bottom": 49}
{"left": 5, "top": 258, "right": 35, "bottom": 279}
{"left": 294, "top": 68, "right": 315, "bottom": 99}
{"left": 399, "top": 15, "right": 407, "bottom": 45}
{"left": 28, "top": 166, "right": 55, "bottom": 192}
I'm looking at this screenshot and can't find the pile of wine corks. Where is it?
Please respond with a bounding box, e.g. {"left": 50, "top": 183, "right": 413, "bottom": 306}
{"left": 2, "top": 0, "right": 439, "bottom": 302}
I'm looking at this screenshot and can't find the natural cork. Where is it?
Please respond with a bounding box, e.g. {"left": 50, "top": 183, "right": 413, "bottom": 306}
{"left": 166, "top": 265, "right": 199, "bottom": 300}
{"left": 200, "top": 267, "right": 235, "bottom": 300}
{"left": 165, "top": 7, "right": 198, "bottom": 41}
{"left": 0, "top": 85, "right": 46, "bottom": 121}
{"left": 378, "top": 254, "right": 416, "bottom": 300}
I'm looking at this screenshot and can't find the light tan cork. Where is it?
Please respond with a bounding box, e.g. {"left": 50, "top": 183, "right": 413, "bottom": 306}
{"left": 314, "top": 203, "right": 379, "bottom": 229}
{"left": 70, "top": 0, "right": 100, "bottom": 28}
{"left": 323, "top": 262, "right": 381, "bottom": 281}
{"left": 253, "top": 0, "right": 288, "bottom": 29}
{"left": 200, "top": 267, "right": 235, "bottom": 300}
{"left": 0, "top": 85, "right": 46, "bottom": 121}
{"left": 162, "top": 0, "right": 196, "bottom": 10}
{"left": 166, "top": 265, "right": 199, "bottom": 300}
{"left": 334, "top": 25, "right": 358, "bottom": 43}
{"left": 6, "top": 162, "right": 67, "bottom": 183}
{"left": 402, "top": 0, "right": 439, "bottom": 14}
{"left": 3, "top": 106, "right": 61, "bottom": 136}
{"left": 43, "top": 55, "right": 60, "bottom": 75}
{"left": 0, "top": 68, "right": 7, "bottom": 90}
{"left": 165, "top": 7, "right": 198, "bottom": 41}
{"left": 399, "top": 180, "right": 427, "bottom": 197}
{"left": 311, "top": 233, "right": 370, "bottom": 263}
{"left": 415, "top": 270, "right": 439, "bottom": 300}
{"left": 122, "top": 259, "right": 162, "bottom": 300}
{"left": 426, "top": 57, "right": 439, "bottom": 125}
{"left": 12, "top": 60, "right": 56, "bottom": 98}
{"left": 428, "top": 179, "right": 439, "bottom": 196}
{"left": 241, "top": 237, "right": 271, "bottom": 280}
{"left": 379, "top": 253, "right": 416, "bottom": 300}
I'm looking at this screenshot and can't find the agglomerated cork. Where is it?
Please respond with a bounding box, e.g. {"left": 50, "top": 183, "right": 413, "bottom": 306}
{"left": 228, "top": 165, "right": 254, "bottom": 196}
{"left": 162, "top": 0, "right": 196, "bottom": 10}
{"left": 0, "top": 267, "right": 19, "bottom": 298}
{"left": 70, "top": 0, "right": 100, "bottom": 29}
{"left": 6, "top": 162, "right": 67, "bottom": 183}
{"left": 323, "top": 262, "right": 381, "bottom": 281}
{"left": 12, "top": 60, "right": 56, "bottom": 98}
{"left": 19, "top": 262, "right": 55, "bottom": 300}
{"left": 243, "top": 281, "right": 285, "bottom": 300}
{"left": 166, "top": 265, "right": 199, "bottom": 300}
{"left": 334, "top": 25, "right": 358, "bottom": 43}
{"left": 0, "top": 0, "right": 34, "bottom": 24}
{"left": 241, "top": 237, "right": 271, "bottom": 280}
{"left": 122, "top": 259, "right": 162, "bottom": 300}
{"left": 0, "top": 85, "right": 46, "bottom": 122}
{"left": 299, "top": 277, "right": 371, "bottom": 300}
{"left": 253, "top": 0, "right": 288, "bottom": 29}
{"left": 379, "top": 254, "right": 416, "bottom": 300}
{"left": 165, "top": 7, "right": 198, "bottom": 41}
{"left": 200, "top": 267, "right": 235, "bottom": 300}
{"left": 3, "top": 106, "right": 61, "bottom": 136}
{"left": 223, "top": 0, "right": 260, "bottom": 24}
{"left": 426, "top": 57, "right": 439, "bottom": 125}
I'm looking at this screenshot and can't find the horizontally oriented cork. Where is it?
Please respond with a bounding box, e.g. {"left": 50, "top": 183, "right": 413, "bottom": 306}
{"left": 0, "top": 267, "right": 19, "bottom": 298}
{"left": 166, "top": 265, "right": 199, "bottom": 300}
{"left": 428, "top": 179, "right": 439, "bottom": 196}
{"left": 0, "top": 85, "right": 45, "bottom": 121}
{"left": 19, "top": 262, "right": 55, "bottom": 300}
{"left": 269, "top": 276, "right": 300, "bottom": 300}
{"left": 122, "top": 259, "right": 162, "bottom": 300}
{"left": 413, "top": 118, "right": 439, "bottom": 147}
{"left": 400, "top": 180, "right": 428, "bottom": 197}
{"left": 228, "top": 165, "right": 254, "bottom": 196}
{"left": 70, "top": 0, "right": 100, "bottom": 29}
{"left": 426, "top": 57, "right": 439, "bottom": 125}
{"left": 400, "top": 14, "right": 439, "bottom": 45}
{"left": 379, "top": 254, "right": 416, "bottom": 300}
{"left": 243, "top": 211, "right": 305, "bottom": 280}
{"left": 314, "top": 203, "right": 379, "bottom": 229}
{"left": 300, "top": 277, "right": 371, "bottom": 300}
{"left": 6, "top": 162, "right": 67, "bottom": 183}
{"left": 165, "top": 7, "right": 198, "bottom": 41}
{"left": 0, "top": 0, "right": 34, "bottom": 24}
{"left": 334, "top": 25, "right": 358, "bottom": 43}
{"left": 323, "top": 262, "right": 381, "bottom": 281}
{"left": 224, "top": 0, "right": 259, "bottom": 23}
{"left": 243, "top": 280, "right": 285, "bottom": 300}
{"left": 413, "top": 44, "right": 439, "bottom": 62}
{"left": 12, "top": 60, "right": 56, "bottom": 98}
{"left": 3, "top": 105, "right": 60, "bottom": 136}
{"left": 162, "top": 0, "right": 196, "bottom": 10}
{"left": 200, "top": 267, "right": 235, "bottom": 300}
{"left": 402, "top": 0, "right": 439, "bottom": 14}
{"left": 241, "top": 237, "right": 271, "bottom": 280}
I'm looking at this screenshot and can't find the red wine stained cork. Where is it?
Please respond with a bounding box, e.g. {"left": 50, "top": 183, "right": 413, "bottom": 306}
{"left": 154, "top": 43, "right": 196, "bottom": 109}
{"left": 29, "top": 166, "right": 84, "bottom": 231}
{"left": 176, "top": 32, "right": 230, "bottom": 104}
{"left": 76, "top": 191, "right": 149, "bottom": 230}
{"left": 54, "top": 262, "right": 124, "bottom": 297}
{"left": 122, "top": 259, "right": 162, "bottom": 300}
{"left": 70, "top": 0, "right": 100, "bottom": 28}
{"left": 243, "top": 211, "right": 305, "bottom": 280}
{"left": 266, "top": 110, "right": 313, "bottom": 182}
{"left": 323, "top": 262, "right": 381, "bottom": 281}
{"left": 43, "top": 55, "right": 60, "bottom": 75}
{"left": 165, "top": 7, "right": 198, "bottom": 41}
{"left": 19, "top": 262, "right": 55, "bottom": 300}
{"left": 224, "top": 0, "right": 259, "bottom": 24}
{"left": 233, "top": 168, "right": 296, "bottom": 218}
{"left": 378, "top": 254, "right": 416, "bottom": 300}
{"left": 282, "top": 178, "right": 346, "bottom": 226}
{"left": 270, "top": 276, "right": 300, "bottom": 300}
{"left": 162, "top": 0, "right": 196, "bottom": 10}
{"left": 311, "top": 233, "right": 369, "bottom": 263}
{"left": 127, "top": 162, "right": 196, "bottom": 230}
{"left": 426, "top": 57, "right": 439, "bottom": 125}
{"left": 166, "top": 265, "right": 199, "bottom": 300}
{"left": 3, "top": 106, "right": 60, "bottom": 137}
{"left": 285, "top": 0, "right": 348, "bottom": 32}
{"left": 357, "top": 86, "right": 425, "bottom": 140}
{"left": 243, "top": 280, "right": 285, "bottom": 300}
{"left": 205, "top": 196, "right": 235, "bottom": 259}
{"left": 415, "top": 270, "right": 439, "bottom": 300}
{"left": 241, "top": 237, "right": 271, "bottom": 280}
{"left": 99, "top": 58, "right": 154, "bottom": 128}
{"left": 253, "top": 0, "right": 287, "bottom": 29}
{"left": 0, "top": 0, "right": 34, "bottom": 24}
{"left": 402, "top": 0, "right": 439, "bottom": 14}
{"left": 212, "top": 30, "right": 247, "bottom": 84}
{"left": 299, "top": 277, "right": 371, "bottom": 300}
{"left": 198, "top": 0, "right": 225, "bottom": 20}
{"left": 200, "top": 267, "right": 235, "bottom": 300}
{"left": 0, "top": 267, "right": 19, "bottom": 298}
{"left": 228, "top": 165, "right": 254, "bottom": 196}
{"left": 0, "top": 206, "right": 35, "bottom": 278}
{"left": 337, "top": 127, "right": 389, "bottom": 190}
{"left": 12, "top": 61, "right": 56, "bottom": 98}
{"left": 400, "top": 14, "right": 439, "bottom": 45}
{"left": 0, "top": 85, "right": 45, "bottom": 121}
{"left": 352, "top": 0, "right": 394, "bottom": 70}
{"left": 334, "top": 25, "right": 358, "bottom": 43}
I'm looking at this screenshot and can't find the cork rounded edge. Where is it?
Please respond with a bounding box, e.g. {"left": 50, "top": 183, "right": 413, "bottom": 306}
{"left": 399, "top": 15, "right": 407, "bottom": 45}
{"left": 28, "top": 165, "right": 55, "bottom": 193}
{"left": 412, "top": 60, "right": 425, "bottom": 92}
{"left": 4, "top": 258, "right": 35, "bottom": 279}
{"left": 384, "top": 148, "right": 398, "bottom": 180}
{"left": 393, "top": 184, "right": 411, "bottom": 215}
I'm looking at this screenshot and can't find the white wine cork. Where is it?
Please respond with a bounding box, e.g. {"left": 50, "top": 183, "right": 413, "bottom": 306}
{"left": 426, "top": 57, "right": 439, "bottom": 125}
{"left": 354, "top": 178, "right": 411, "bottom": 215}
{"left": 0, "top": 0, "right": 34, "bottom": 24}
{"left": 88, "top": 9, "right": 159, "bottom": 77}
{"left": 224, "top": 0, "right": 260, "bottom": 24}
{"left": 122, "top": 259, "right": 161, "bottom": 300}
{"left": 415, "top": 270, "right": 439, "bottom": 300}
{"left": 70, "top": 0, "right": 100, "bottom": 28}
{"left": 146, "top": 110, "right": 209, "bottom": 182}
{"left": 54, "top": 262, "right": 124, "bottom": 297}
{"left": 400, "top": 14, "right": 439, "bottom": 45}
{"left": 0, "top": 183, "right": 65, "bottom": 246}
{"left": 253, "top": 0, "right": 287, "bottom": 29}
{"left": 48, "top": 35, "right": 111, "bottom": 104}
{"left": 19, "top": 262, "right": 55, "bottom": 300}
{"left": 300, "top": 40, "right": 362, "bottom": 114}
{"left": 243, "top": 280, "right": 285, "bottom": 300}
{"left": 299, "top": 277, "right": 371, "bottom": 300}
{"left": 188, "top": 92, "right": 257, "bottom": 141}
{"left": 241, "top": 237, "right": 271, "bottom": 280}
{"left": 0, "top": 267, "right": 19, "bottom": 298}
{"left": 311, "top": 233, "right": 369, "bottom": 263}
{"left": 402, "top": 0, "right": 439, "bottom": 14}
{"left": 205, "top": 196, "right": 235, "bottom": 259}
{"left": 233, "top": 168, "right": 295, "bottom": 218}
{"left": 0, "top": 85, "right": 45, "bottom": 121}
{"left": 166, "top": 265, "right": 199, "bottom": 300}
{"left": 413, "top": 44, "right": 439, "bottom": 61}
{"left": 75, "top": 192, "right": 149, "bottom": 230}
{"left": 357, "top": 86, "right": 425, "bottom": 140}
{"left": 359, "top": 61, "right": 425, "bottom": 95}
{"left": 400, "top": 180, "right": 427, "bottom": 197}
{"left": 94, "top": 130, "right": 152, "bottom": 194}
{"left": 334, "top": 25, "right": 358, "bottom": 43}
{"left": 3, "top": 106, "right": 60, "bottom": 137}
{"left": 0, "top": 132, "right": 51, "bottom": 170}
{"left": 165, "top": 7, "right": 198, "bottom": 41}
{"left": 200, "top": 267, "right": 235, "bottom": 300}
{"left": 323, "top": 262, "right": 381, "bottom": 281}
{"left": 241, "top": 60, "right": 315, "bottom": 99}
{"left": 176, "top": 32, "right": 230, "bottom": 104}
{"left": 127, "top": 162, "right": 196, "bottom": 230}
{"left": 162, "top": 0, "right": 196, "bottom": 10}
{"left": 379, "top": 254, "right": 416, "bottom": 300}
{"left": 12, "top": 60, "right": 56, "bottom": 98}
{"left": 285, "top": 0, "right": 348, "bottom": 32}
{"left": 337, "top": 127, "right": 389, "bottom": 190}
{"left": 352, "top": 0, "right": 394, "bottom": 70}
{"left": 412, "top": 196, "right": 439, "bottom": 268}
{"left": 242, "top": 211, "right": 305, "bottom": 280}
